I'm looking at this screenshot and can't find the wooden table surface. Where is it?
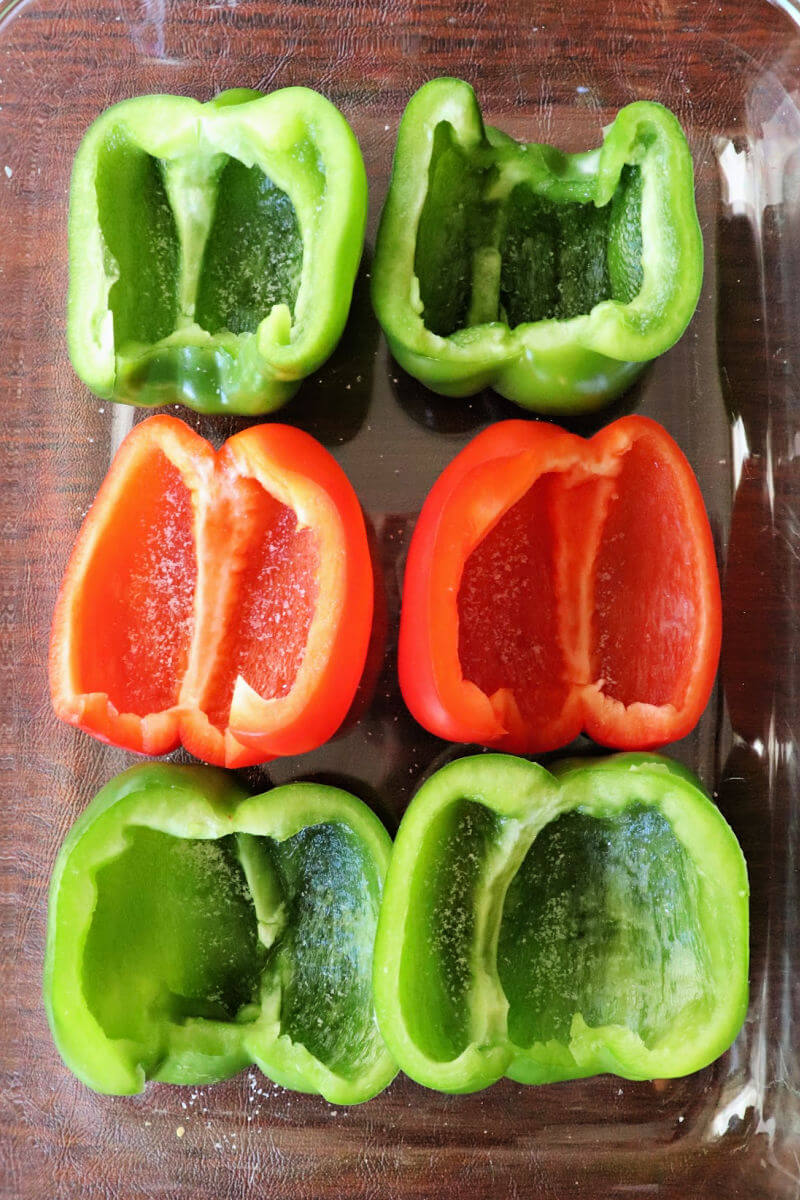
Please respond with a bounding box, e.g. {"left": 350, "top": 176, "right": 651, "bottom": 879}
{"left": 2, "top": 1, "right": 800, "bottom": 1196}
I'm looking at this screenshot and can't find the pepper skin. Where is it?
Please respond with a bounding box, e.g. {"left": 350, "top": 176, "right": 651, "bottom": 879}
{"left": 399, "top": 416, "right": 721, "bottom": 754}
{"left": 68, "top": 87, "right": 367, "bottom": 414}
{"left": 49, "top": 415, "right": 373, "bottom": 768}
{"left": 373, "top": 753, "right": 748, "bottom": 1093}
{"left": 44, "top": 763, "right": 397, "bottom": 1103}
{"left": 372, "top": 78, "right": 702, "bottom": 412}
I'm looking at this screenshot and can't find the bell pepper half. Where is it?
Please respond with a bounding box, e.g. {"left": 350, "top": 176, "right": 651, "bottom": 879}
{"left": 44, "top": 763, "right": 397, "bottom": 1103}
{"left": 49, "top": 415, "right": 372, "bottom": 768}
{"left": 68, "top": 87, "right": 367, "bottom": 414}
{"left": 372, "top": 78, "right": 702, "bottom": 412}
{"left": 373, "top": 752, "right": 748, "bottom": 1093}
{"left": 399, "top": 416, "right": 721, "bottom": 753}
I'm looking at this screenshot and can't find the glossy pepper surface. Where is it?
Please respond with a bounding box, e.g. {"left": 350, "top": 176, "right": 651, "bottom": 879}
{"left": 372, "top": 78, "right": 702, "bottom": 412}
{"left": 49, "top": 415, "right": 372, "bottom": 768}
{"left": 44, "top": 764, "right": 396, "bottom": 1102}
{"left": 373, "top": 753, "right": 748, "bottom": 1094}
{"left": 399, "top": 416, "right": 721, "bottom": 754}
{"left": 68, "top": 87, "right": 367, "bottom": 414}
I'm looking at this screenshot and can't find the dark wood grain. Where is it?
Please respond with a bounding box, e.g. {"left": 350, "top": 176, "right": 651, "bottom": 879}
{"left": 2, "top": 1, "right": 800, "bottom": 1196}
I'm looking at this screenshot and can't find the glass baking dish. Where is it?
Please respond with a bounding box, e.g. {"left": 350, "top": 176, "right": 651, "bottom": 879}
{"left": 2, "top": 0, "right": 798, "bottom": 1194}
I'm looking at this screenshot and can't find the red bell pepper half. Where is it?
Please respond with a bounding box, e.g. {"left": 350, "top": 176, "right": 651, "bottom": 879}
{"left": 399, "top": 416, "right": 721, "bottom": 753}
{"left": 50, "top": 415, "right": 373, "bottom": 768}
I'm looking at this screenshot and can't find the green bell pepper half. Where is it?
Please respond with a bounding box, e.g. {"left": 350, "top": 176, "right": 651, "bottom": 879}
{"left": 44, "top": 763, "right": 396, "bottom": 1104}
{"left": 373, "top": 752, "right": 748, "bottom": 1093}
{"left": 372, "top": 78, "right": 703, "bottom": 412}
{"left": 68, "top": 87, "right": 367, "bottom": 414}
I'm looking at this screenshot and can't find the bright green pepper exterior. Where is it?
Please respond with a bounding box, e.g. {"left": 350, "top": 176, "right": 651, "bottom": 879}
{"left": 373, "top": 753, "right": 748, "bottom": 1094}
{"left": 68, "top": 88, "right": 367, "bottom": 414}
{"left": 44, "top": 763, "right": 396, "bottom": 1103}
{"left": 372, "top": 79, "right": 703, "bottom": 412}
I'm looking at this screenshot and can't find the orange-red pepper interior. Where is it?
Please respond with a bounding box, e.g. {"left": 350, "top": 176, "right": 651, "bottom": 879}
{"left": 457, "top": 430, "right": 704, "bottom": 735}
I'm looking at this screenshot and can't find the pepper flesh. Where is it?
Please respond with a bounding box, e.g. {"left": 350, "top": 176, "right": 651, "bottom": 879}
{"left": 372, "top": 78, "right": 703, "bottom": 412}
{"left": 49, "top": 415, "right": 373, "bottom": 767}
{"left": 399, "top": 416, "right": 721, "bottom": 754}
{"left": 373, "top": 753, "right": 748, "bottom": 1094}
{"left": 68, "top": 87, "right": 367, "bottom": 414}
{"left": 44, "top": 763, "right": 397, "bottom": 1103}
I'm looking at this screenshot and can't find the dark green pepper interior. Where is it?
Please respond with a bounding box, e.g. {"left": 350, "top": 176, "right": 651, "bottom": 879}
{"left": 194, "top": 160, "right": 303, "bottom": 336}
{"left": 255, "top": 824, "right": 386, "bottom": 1077}
{"left": 414, "top": 121, "right": 644, "bottom": 336}
{"left": 95, "top": 134, "right": 181, "bottom": 348}
{"left": 399, "top": 798, "right": 711, "bottom": 1062}
{"left": 83, "top": 829, "right": 265, "bottom": 1047}
{"left": 397, "top": 800, "right": 503, "bottom": 1062}
{"left": 95, "top": 134, "right": 303, "bottom": 348}
{"left": 82, "top": 821, "right": 382, "bottom": 1080}
{"left": 497, "top": 805, "right": 711, "bottom": 1049}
